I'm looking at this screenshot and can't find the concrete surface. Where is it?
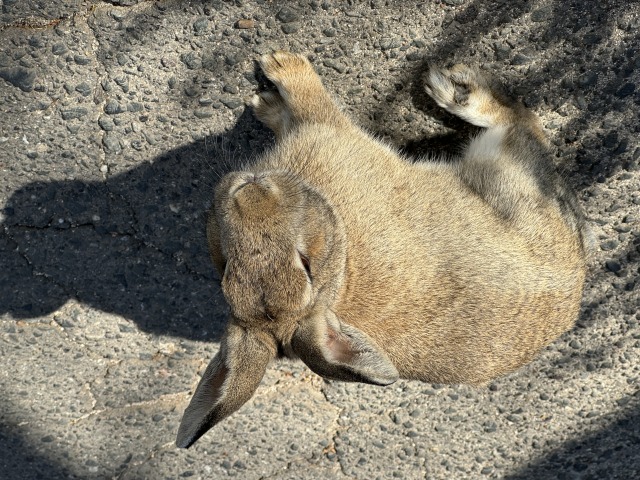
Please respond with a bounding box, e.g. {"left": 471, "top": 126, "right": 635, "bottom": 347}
{"left": 1, "top": 0, "right": 639, "bottom": 479}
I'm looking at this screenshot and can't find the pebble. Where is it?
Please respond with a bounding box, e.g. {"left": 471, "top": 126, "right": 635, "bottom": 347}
{"left": 616, "top": 83, "right": 635, "bottom": 98}
{"left": 221, "top": 98, "right": 243, "bottom": 109}
{"left": 74, "top": 55, "right": 91, "bottom": 65}
{"left": 127, "top": 102, "right": 144, "bottom": 113}
{"left": 52, "top": 43, "right": 68, "bottom": 55}
{"left": 600, "top": 240, "right": 619, "bottom": 251}
{"left": 577, "top": 71, "right": 598, "bottom": 88}
{"left": 511, "top": 53, "right": 530, "bottom": 65}
{"left": 282, "top": 23, "right": 301, "bottom": 34}
{"left": 105, "top": 100, "right": 126, "bottom": 115}
{"left": 225, "top": 52, "right": 243, "bottom": 66}
{"left": 277, "top": 7, "right": 300, "bottom": 23}
{"left": 181, "top": 52, "right": 201, "bottom": 70}
{"left": 75, "top": 82, "right": 92, "bottom": 96}
{"left": 102, "top": 133, "right": 122, "bottom": 154}
{"left": 0, "top": 67, "right": 36, "bottom": 92}
{"left": 530, "top": 6, "right": 553, "bottom": 22}
{"left": 380, "top": 37, "right": 402, "bottom": 51}
{"left": 323, "top": 59, "right": 347, "bottom": 73}
{"left": 194, "top": 109, "right": 213, "bottom": 118}
{"left": 494, "top": 42, "right": 511, "bottom": 61}
{"left": 98, "top": 116, "right": 115, "bottom": 131}
{"left": 193, "top": 17, "right": 209, "bottom": 35}
{"left": 605, "top": 260, "right": 622, "bottom": 273}
{"left": 60, "top": 107, "right": 88, "bottom": 120}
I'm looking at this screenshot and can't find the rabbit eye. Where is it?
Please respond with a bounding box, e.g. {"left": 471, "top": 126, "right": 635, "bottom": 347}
{"left": 298, "top": 251, "right": 311, "bottom": 278}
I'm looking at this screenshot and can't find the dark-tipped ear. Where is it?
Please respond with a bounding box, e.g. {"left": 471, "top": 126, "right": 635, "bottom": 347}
{"left": 176, "top": 323, "right": 275, "bottom": 448}
{"left": 291, "top": 310, "right": 399, "bottom": 386}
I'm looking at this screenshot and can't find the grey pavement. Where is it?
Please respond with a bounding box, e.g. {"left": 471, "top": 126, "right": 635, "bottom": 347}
{"left": 0, "top": 0, "right": 639, "bottom": 479}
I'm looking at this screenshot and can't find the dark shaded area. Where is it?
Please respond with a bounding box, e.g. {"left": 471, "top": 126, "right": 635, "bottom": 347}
{"left": 0, "top": 422, "right": 76, "bottom": 480}
{"left": 388, "top": 0, "right": 639, "bottom": 188}
{"left": 1, "top": 109, "right": 271, "bottom": 341}
{"left": 505, "top": 398, "right": 640, "bottom": 480}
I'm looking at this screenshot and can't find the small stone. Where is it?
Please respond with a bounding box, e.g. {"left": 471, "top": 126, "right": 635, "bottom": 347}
{"left": 102, "top": 133, "right": 122, "bottom": 154}
{"left": 323, "top": 59, "right": 347, "bottom": 73}
{"left": 605, "top": 260, "right": 622, "bottom": 272}
{"left": 101, "top": 79, "right": 113, "bottom": 92}
{"left": 323, "top": 28, "right": 337, "bottom": 37}
{"left": 0, "top": 67, "right": 36, "bottom": 92}
{"left": 116, "top": 52, "right": 128, "bottom": 66}
{"left": 603, "top": 132, "right": 618, "bottom": 149}
{"left": 483, "top": 421, "right": 497, "bottom": 433}
{"left": 143, "top": 131, "right": 158, "bottom": 145}
{"left": 52, "top": 43, "right": 68, "bottom": 55}
{"left": 281, "top": 23, "right": 301, "bottom": 34}
{"left": 616, "top": 83, "right": 635, "bottom": 98}
{"left": 75, "top": 82, "right": 92, "bottom": 96}
{"left": 161, "top": 57, "right": 176, "bottom": 68}
{"left": 100, "top": 164, "right": 108, "bottom": 173}
{"left": 152, "top": 414, "right": 165, "bottom": 422}
{"left": 600, "top": 239, "right": 619, "bottom": 251}
{"left": 511, "top": 53, "right": 530, "bottom": 65}
{"left": 577, "top": 71, "right": 598, "bottom": 88}
{"left": 194, "top": 109, "right": 213, "bottom": 118}
{"left": 105, "top": 100, "right": 126, "bottom": 115}
{"left": 225, "top": 52, "right": 243, "bottom": 66}
{"left": 221, "top": 98, "right": 243, "bottom": 109}
{"left": 193, "top": 17, "right": 209, "bottom": 36}
{"left": 60, "top": 107, "right": 88, "bottom": 120}
{"left": 531, "top": 6, "right": 553, "bottom": 22}
{"left": 98, "top": 116, "right": 115, "bottom": 131}
{"left": 41, "top": 435, "right": 55, "bottom": 442}
{"left": 181, "top": 52, "right": 201, "bottom": 70}
{"left": 277, "top": 7, "right": 300, "bottom": 23}
{"left": 223, "top": 84, "right": 239, "bottom": 94}
{"left": 493, "top": 42, "right": 511, "bottom": 61}
{"left": 380, "top": 37, "right": 402, "bottom": 50}
{"left": 233, "top": 460, "right": 246, "bottom": 470}
{"left": 236, "top": 19, "right": 256, "bottom": 29}
{"left": 127, "top": 102, "right": 144, "bottom": 113}
{"left": 74, "top": 55, "right": 91, "bottom": 65}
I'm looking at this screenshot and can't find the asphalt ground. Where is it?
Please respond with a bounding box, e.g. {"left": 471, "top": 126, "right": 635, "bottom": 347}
{"left": 0, "top": 1, "right": 639, "bottom": 478}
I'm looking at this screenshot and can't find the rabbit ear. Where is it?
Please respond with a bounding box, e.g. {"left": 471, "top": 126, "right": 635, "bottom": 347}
{"left": 176, "top": 323, "right": 275, "bottom": 448}
{"left": 291, "top": 310, "right": 399, "bottom": 386}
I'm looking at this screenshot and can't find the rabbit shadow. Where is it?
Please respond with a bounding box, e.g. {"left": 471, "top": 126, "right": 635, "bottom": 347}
{"left": 1, "top": 109, "right": 272, "bottom": 342}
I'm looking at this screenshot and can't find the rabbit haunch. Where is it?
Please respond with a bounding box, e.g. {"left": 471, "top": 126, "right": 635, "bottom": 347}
{"left": 176, "top": 52, "right": 587, "bottom": 448}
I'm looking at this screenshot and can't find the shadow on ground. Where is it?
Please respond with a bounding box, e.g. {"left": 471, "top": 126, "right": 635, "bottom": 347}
{"left": 0, "top": 422, "right": 74, "bottom": 480}
{"left": 505, "top": 398, "right": 640, "bottom": 479}
{"left": 1, "top": 109, "right": 271, "bottom": 341}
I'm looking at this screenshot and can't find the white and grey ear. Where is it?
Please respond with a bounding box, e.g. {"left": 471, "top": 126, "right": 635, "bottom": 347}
{"left": 291, "top": 310, "right": 399, "bottom": 386}
{"left": 176, "top": 323, "right": 275, "bottom": 448}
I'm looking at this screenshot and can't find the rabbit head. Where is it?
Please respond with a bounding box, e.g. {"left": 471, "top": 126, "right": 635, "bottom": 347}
{"left": 176, "top": 170, "right": 398, "bottom": 448}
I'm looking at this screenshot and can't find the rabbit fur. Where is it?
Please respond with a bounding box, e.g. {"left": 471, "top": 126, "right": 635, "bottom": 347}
{"left": 176, "top": 52, "right": 588, "bottom": 448}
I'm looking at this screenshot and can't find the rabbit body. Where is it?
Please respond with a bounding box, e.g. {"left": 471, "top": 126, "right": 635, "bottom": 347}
{"left": 177, "top": 52, "right": 587, "bottom": 448}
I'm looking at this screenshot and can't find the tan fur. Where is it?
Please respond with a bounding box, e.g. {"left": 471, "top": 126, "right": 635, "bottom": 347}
{"left": 176, "top": 52, "right": 587, "bottom": 448}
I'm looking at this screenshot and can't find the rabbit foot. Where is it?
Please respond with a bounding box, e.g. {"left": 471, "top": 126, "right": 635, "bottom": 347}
{"left": 424, "top": 64, "right": 505, "bottom": 128}
{"left": 258, "top": 51, "right": 317, "bottom": 94}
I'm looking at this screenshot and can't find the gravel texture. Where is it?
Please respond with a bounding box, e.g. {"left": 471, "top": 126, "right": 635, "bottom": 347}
{"left": 1, "top": 0, "right": 639, "bottom": 479}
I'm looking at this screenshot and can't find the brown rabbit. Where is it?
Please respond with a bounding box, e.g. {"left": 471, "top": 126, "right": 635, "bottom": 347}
{"left": 176, "top": 52, "right": 588, "bottom": 448}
